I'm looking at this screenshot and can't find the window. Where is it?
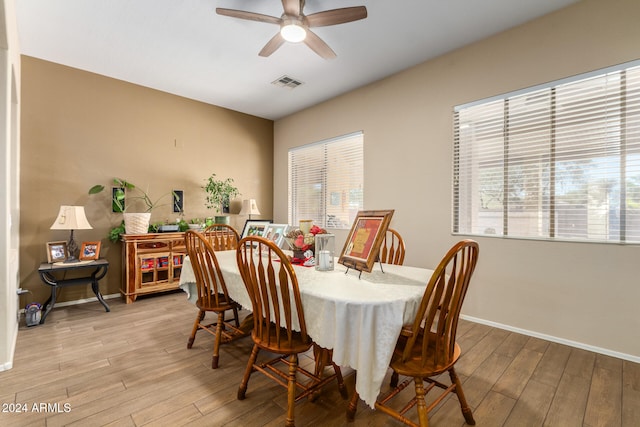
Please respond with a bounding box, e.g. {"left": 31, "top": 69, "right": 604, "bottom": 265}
{"left": 454, "top": 61, "right": 640, "bottom": 243}
{"left": 288, "top": 132, "right": 364, "bottom": 229}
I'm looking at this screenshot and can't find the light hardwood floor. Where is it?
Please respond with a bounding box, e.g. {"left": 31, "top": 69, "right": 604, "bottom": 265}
{"left": 1, "top": 291, "right": 639, "bottom": 426}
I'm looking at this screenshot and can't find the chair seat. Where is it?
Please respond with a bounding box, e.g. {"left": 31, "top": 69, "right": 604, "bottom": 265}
{"left": 252, "top": 325, "right": 312, "bottom": 355}
{"left": 390, "top": 338, "right": 461, "bottom": 378}
{"left": 195, "top": 294, "right": 236, "bottom": 312}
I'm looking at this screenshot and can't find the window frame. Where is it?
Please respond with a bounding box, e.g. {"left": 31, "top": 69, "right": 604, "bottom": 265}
{"left": 453, "top": 59, "right": 640, "bottom": 244}
{"left": 288, "top": 131, "right": 364, "bottom": 230}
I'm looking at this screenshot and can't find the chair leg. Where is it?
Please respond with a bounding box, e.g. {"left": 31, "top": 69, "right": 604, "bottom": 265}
{"left": 390, "top": 371, "right": 399, "bottom": 387}
{"left": 449, "top": 368, "right": 475, "bottom": 425}
{"left": 414, "top": 377, "right": 430, "bottom": 427}
{"left": 211, "top": 312, "right": 224, "bottom": 369}
{"left": 237, "top": 344, "right": 260, "bottom": 400}
{"left": 331, "top": 361, "right": 348, "bottom": 399}
{"left": 232, "top": 305, "right": 240, "bottom": 327}
{"left": 286, "top": 354, "right": 298, "bottom": 427}
{"left": 187, "top": 310, "right": 204, "bottom": 349}
{"left": 346, "top": 373, "right": 358, "bottom": 422}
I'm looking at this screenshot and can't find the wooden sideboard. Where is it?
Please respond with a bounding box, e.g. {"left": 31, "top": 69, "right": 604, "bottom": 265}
{"left": 121, "top": 232, "right": 187, "bottom": 304}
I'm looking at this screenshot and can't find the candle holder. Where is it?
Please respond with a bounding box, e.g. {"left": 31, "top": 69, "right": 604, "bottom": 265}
{"left": 315, "top": 233, "right": 335, "bottom": 271}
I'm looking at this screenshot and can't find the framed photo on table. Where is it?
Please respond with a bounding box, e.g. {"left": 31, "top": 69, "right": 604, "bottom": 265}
{"left": 241, "top": 219, "right": 272, "bottom": 239}
{"left": 263, "top": 223, "right": 289, "bottom": 249}
{"left": 338, "top": 209, "right": 394, "bottom": 273}
{"left": 46, "top": 241, "right": 68, "bottom": 263}
{"left": 79, "top": 241, "right": 101, "bottom": 261}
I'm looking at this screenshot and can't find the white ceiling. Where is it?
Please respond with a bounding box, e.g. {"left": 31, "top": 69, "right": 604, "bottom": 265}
{"left": 16, "top": 0, "right": 579, "bottom": 120}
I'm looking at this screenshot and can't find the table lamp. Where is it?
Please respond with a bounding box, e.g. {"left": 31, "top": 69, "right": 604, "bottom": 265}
{"left": 50, "top": 205, "right": 93, "bottom": 262}
{"left": 239, "top": 199, "right": 261, "bottom": 219}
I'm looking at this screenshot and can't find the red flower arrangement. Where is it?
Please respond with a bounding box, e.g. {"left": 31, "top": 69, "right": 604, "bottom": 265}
{"left": 285, "top": 224, "right": 327, "bottom": 252}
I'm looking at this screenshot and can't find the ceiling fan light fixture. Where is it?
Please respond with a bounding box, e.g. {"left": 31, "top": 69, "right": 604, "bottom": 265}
{"left": 280, "top": 20, "right": 306, "bottom": 43}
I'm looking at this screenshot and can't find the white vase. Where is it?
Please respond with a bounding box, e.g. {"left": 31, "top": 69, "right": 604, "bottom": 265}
{"left": 123, "top": 212, "right": 151, "bottom": 234}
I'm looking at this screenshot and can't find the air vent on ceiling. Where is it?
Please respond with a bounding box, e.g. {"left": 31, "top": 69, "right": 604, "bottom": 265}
{"left": 272, "top": 75, "right": 304, "bottom": 89}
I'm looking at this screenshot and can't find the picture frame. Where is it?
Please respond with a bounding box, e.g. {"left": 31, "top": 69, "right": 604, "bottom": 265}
{"left": 338, "top": 209, "right": 395, "bottom": 273}
{"left": 262, "top": 223, "right": 289, "bottom": 249}
{"left": 241, "top": 219, "right": 272, "bottom": 239}
{"left": 46, "top": 241, "right": 68, "bottom": 263}
{"left": 79, "top": 241, "right": 101, "bottom": 261}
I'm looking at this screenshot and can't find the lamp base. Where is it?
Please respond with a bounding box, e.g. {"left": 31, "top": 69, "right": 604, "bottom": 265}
{"left": 67, "top": 230, "right": 79, "bottom": 261}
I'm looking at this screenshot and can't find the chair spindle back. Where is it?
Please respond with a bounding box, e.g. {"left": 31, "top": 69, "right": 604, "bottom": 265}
{"left": 236, "top": 236, "right": 309, "bottom": 348}
{"left": 184, "top": 230, "right": 232, "bottom": 307}
{"left": 402, "top": 240, "right": 479, "bottom": 369}
{"left": 203, "top": 223, "right": 240, "bottom": 251}
{"left": 379, "top": 228, "right": 406, "bottom": 265}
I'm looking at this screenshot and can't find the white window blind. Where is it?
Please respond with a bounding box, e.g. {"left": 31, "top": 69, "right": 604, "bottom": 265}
{"left": 454, "top": 61, "right": 640, "bottom": 243}
{"left": 288, "top": 132, "right": 363, "bottom": 229}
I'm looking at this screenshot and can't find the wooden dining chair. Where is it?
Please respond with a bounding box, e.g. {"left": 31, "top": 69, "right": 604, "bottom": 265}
{"left": 379, "top": 228, "right": 406, "bottom": 265}
{"left": 184, "top": 230, "right": 248, "bottom": 369}
{"left": 347, "top": 239, "right": 479, "bottom": 427}
{"left": 203, "top": 223, "right": 240, "bottom": 251}
{"left": 236, "top": 236, "right": 347, "bottom": 427}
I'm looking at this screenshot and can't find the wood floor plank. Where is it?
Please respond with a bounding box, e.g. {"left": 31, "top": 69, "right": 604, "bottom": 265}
{"left": 457, "top": 351, "right": 511, "bottom": 407}
{"left": 455, "top": 327, "right": 510, "bottom": 377}
{"left": 2, "top": 292, "right": 639, "bottom": 427}
{"left": 544, "top": 372, "right": 591, "bottom": 427}
{"left": 623, "top": 360, "right": 640, "bottom": 426}
{"left": 503, "top": 379, "right": 555, "bottom": 427}
{"left": 492, "top": 348, "right": 544, "bottom": 400}
{"left": 564, "top": 347, "right": 596, "bottom": 379}
{"left": 494, "top": 332, "right": 529, "bottom": 359}
{"left": 584, "top": 355, "right": 623, "bottom": 427}
{"left": 530, "top": 342, "right": 572, "bottom": 388}
{"left": 471, "top": 390, "right": 516, "bottom": 427}
{"left": 141, "top": 404, "right": 204, "bottom": 426}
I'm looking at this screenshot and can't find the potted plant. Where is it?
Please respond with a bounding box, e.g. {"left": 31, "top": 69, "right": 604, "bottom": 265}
{"left": 89, "top": 178, "right": 177, "bottom": 236}
{"left": 188, "top": 218, "right": 205, "bottom": 231}
{"left": 203, "top": 174, "right": 240, "bottom": 223}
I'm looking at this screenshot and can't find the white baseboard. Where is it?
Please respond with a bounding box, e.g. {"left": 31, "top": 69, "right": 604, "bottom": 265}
{"left": 18, "top": 293, "right": 121, "bottom": 314}
{"left": 44, "top": 293, "right": 121, "bottom": 308}
{"left": 461, "top": 314, "right": 640, "bottom": 364}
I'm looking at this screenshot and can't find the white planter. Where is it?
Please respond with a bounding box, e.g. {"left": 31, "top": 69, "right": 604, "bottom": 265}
{"left": 123, "top": 212, "right": 151, "bottom": 234}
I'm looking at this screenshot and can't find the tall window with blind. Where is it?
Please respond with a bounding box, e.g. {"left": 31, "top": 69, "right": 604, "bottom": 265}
{"left": 288, "top": 132, "right": 364, "bottom": 229}
{"left": 454, "top": 61, "right": 640, "bottom": 243}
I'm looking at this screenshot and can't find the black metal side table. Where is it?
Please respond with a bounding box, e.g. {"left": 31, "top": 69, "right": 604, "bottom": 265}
{"left": 37, "top": 259, "right": 110, "bottom": 324}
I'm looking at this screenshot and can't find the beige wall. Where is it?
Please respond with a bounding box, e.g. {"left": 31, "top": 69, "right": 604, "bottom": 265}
{"left": 274, "top": 0, "right": 640, "bottom": 359}
{"left": 20, "top": 56, "right": 273, "bottom": 304}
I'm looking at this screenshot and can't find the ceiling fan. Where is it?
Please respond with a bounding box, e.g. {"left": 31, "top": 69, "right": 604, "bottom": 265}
{"left": 216, "top": 0, "right": 367, "bottom": 59}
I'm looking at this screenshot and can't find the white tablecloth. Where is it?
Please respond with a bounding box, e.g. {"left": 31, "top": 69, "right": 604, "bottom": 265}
{"left": 179, "top": 250, "right": 432, "bottom": 408}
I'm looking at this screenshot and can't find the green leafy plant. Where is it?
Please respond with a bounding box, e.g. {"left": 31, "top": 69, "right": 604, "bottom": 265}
{"left": 177, "top": 219, "right": 189, "bottom": 232}
{"left": 89, "top": 178, "right": 177, "bottom": 213}
{"left": 203, "top": 174, "right": 240, "bottom": 213}
{"left": 108, "top": 221, "right": 126, "bottom": 243}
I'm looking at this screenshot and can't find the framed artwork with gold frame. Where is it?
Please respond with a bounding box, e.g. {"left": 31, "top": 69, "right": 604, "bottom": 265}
{"left": 338, "top": 209, "right": 394, "bottom": 273}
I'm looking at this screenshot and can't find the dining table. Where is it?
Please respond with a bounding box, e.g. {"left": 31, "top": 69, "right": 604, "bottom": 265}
{"left": 178, "top": 249, "right": 433, "bottom": 408}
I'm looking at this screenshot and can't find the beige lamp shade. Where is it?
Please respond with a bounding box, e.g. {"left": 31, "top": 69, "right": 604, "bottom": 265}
{"left": 239, "top": 199, "right": 261, "bottom": 216}
{"left": 50, "top": 205, "right": 93, "bottom": 230}
{"left": 50, "top": 206, "right": 92, "bottom": 262}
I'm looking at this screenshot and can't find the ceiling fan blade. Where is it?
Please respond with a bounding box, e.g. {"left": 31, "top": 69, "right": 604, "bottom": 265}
{"left": 282, "top": 0, "right": 301, "bottom": 16}
{"left": 306, "top": 6, "right": 367, "bottom": 27}
{"left": 304, "top": 29, "right": 336, "bottom": 59}
{"left": 259, "top": 32, "right": 286, "bottom": 57}
{"left": 216, "top": 8, "right": 281, "bottom": 25}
